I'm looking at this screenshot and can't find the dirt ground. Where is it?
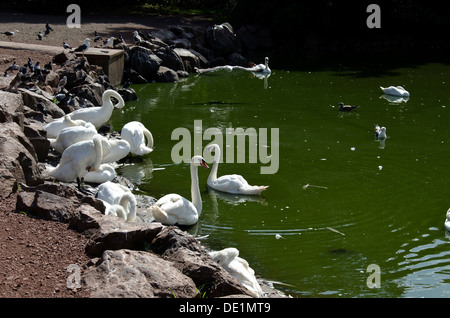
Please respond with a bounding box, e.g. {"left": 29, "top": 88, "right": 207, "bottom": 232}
{"left": 0, "top": 9, "right": 216, "bottom": 298}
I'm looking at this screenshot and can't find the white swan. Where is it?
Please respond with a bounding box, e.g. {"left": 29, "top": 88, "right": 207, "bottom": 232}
{"left": 445, "top": 208, "right": 450, "bottom": 233}
{"left": 96, "top": 181, "right": 136, "bottom": 222}
{"left": 100, "top": 138, "right": 131, "bottom": 163}
{"left": 47, "top": 135, "right": 104, "bottom": 189}
{"left": 375, "top": 124, "right": 387, "bottom": 140}
{"left": 209, "top": 247, "right": 264, "bottom": 298}
{"left": 46, "top": 90, "right": 125, "bottom": 131}
{"left": 150, "top": 155, "right": 209, "bottom": 226}
{"left": 48, "top": 122, "right": 97, "bottom": 153}
{"left": 235, "top": 57, "right": 271, "bottom": 74}
{"left": 204, "top": 143, "right": 268, "bottom": 195}
{"left": 120, "top": 121, "right": 154, "bottom": 156}
{"left": 380, "top": 86, "right": 410, "bottom": 97}
{"left": 44, "top": 114, "right": 88, "bottom": 139}
{"left": 83, "top": 163, "right": 116, "bottom": 184}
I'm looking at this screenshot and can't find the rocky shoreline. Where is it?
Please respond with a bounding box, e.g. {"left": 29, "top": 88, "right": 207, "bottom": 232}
{"left": 0, "top": 19, "right": 288, "bottom": 298}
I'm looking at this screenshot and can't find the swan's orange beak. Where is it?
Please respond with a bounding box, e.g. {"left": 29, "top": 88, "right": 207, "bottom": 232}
{"left": 201, "top": 160, "right": 209, "bottom": 169}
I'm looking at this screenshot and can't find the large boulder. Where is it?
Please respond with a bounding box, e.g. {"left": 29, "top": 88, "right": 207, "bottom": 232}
{"left": 82, "top": 249, "right": 198, "bottom": 298}
{"left": 155, "top": 66, "right": 179, "bottom": 83}
{"left": 128, "top": 46, "right": 162, "bottom": 81}
{"left": 204, "top": 23, "right": 239, "bottom": 57}
{"left": 151, "top": 226, "right": 254, "bottom": 298}
{"left": 0, "top": 122, "right": 43, "bottom": 197}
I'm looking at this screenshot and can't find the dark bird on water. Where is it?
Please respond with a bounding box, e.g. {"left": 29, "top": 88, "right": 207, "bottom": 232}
{"left": 338, "top": 102, "right": 360, "bottom": 112}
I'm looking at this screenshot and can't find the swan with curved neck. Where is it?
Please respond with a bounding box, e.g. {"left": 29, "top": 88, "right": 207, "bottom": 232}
{"left": 209, "top": 247, "right": 264, "bottom": 298}
{"left": 67, "top": 89, "right": 125, "bottom": 128}
{"left": 96, "top": 181, "right": 137, "bottom": 222}
{"left": 47, "top": 134, "right": 103, "bottom": 190}
{"left": 204, "top": 144, "right": 268, "bottom": 195}
{"left": 151, "top": 156, "right": 209, "bottom": 226}
{"left": 104, "top": 193, "right": 136, "bottom": 221}
{"left": 120, "top": 121, "right": 154, "bottom": 156}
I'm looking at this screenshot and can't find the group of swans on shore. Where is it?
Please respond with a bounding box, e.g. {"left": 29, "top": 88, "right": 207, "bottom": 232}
{"left": 44, "top": 89, "right": 154, "bottom": 188}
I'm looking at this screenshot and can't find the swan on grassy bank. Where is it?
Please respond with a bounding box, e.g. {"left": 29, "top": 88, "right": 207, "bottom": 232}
{"left": 96, "top": 181, "right": 136, "bottom": 222}
{"left": 204, "top": 143, "right": 268, "bottom": 195}
{"left": 120, "top": 121, "right": 154, "bottom": 156}
{"left": 209, "top": 247, "right": 264, "bottom": 298}
{"left": 150, "top": 156, "right": 209, "bottom": 226}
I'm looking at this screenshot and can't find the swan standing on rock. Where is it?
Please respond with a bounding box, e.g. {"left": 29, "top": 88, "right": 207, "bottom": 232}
{"left": 204, "top": 144, "right": 268, "bottom": 195}
{"left": 96, "top": 181, "right": 137, "bottom": 222}
{"left": 46, "top": 135, "right": 104, "bottom": 190}
{"left": 45, "top": 90, "right": 125, "bottom": 132}
{"left": 48, "top": 122, "right": 97, "bottom": 153}
{"left": 209, "top": 247, "right": 264, "bottom": 298}
{"left": 150, "top": 156, "right": 209, "bottom": 226}
{"left": 120, "top": 121, "right": 154, "bottom": 156}
{"left": 380, "top": 86, "right": 410, "bottom": 97}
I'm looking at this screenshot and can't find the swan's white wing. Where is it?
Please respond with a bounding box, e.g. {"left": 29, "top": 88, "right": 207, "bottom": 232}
{"left": 151, "top": 194, "right": 198, "bottom": 225}
{"left": 97, "top": 181, "right": 130, "bottom": 205}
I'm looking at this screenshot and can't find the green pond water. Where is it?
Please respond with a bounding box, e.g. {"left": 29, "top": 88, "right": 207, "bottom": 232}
{"left": 109, "top": 60, "right": 450, "bottom": 298}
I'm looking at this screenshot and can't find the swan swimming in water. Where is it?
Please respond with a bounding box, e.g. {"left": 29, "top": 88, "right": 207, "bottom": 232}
{"left": 204, "top": 143, "right": 268, "bottom": 195}
{"left": 46, "top": 135, "right": 104, "bottom": 190}
{"left": 96, "top": 181, "right": 136, "bottom": 222}
{"left": 380, "top": 86, "right": 410, "bottom": 97}
{"left": 235, "top": 57, "right": 271, "bottom": 74}
{"left": 48, "top": 122, "right": 97, "bottom": 153}
{"left": 445, "top": 208, "right": 450, "bottom": 233}
{"left": 209, "top": 247, "right": 264, "bottom": 298}
{"left": 43, "top": 114, "right": 89, "bottom": 139}
{"left": 45, "top": 90, "right": 125, "bottom": 132}
{"left": 120, "top": 121, "right": 154, "bottom": 156}
{"left": 150, "top": 156, "right": 209, "bottom": 226}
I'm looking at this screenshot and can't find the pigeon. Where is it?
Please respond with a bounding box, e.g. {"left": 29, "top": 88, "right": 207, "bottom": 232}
{"left": 44, "top": 61, "right": 52, "bottom": 71}
{"left": 38, "top": 32, "right": 43, "bottom": 40}
{"left": 63, "top": 41, "right": 71, "bottom": 50}
{"left": 45, "top": 23, "right": 54, "bottom": 32}
{"left": 94, "top": 31, "right": 102, "bottom": 42}
{"left": 5, "top": 60, "right": 19, "bottom": 72}
{"left": 36, "top": 99, "right": 47, "bottom": 116}
{"left": 44, "top": 28, "right": 50, "bottom": 37}
{"left": 57, "top": 75, "right": 67, "bottom": 91}
{"left": 27, "top": 57, "right": 34, "bottom": 72}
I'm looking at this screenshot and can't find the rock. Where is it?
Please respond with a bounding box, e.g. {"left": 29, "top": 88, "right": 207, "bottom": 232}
{"left": 16, "top": 190, "right": 77, "bottom": 223}
{"left": 128, "top": 46, "right": 162, "bottom": 81}
{"left": 19, "top": 88, "right": 65, "bottom": 119}
{"left": 52, "top": 51, "right": 75, "bottom": 64}
{"left": 82, "top": 249, "right": 198, "bottom": 298}
{"left": 204, "top": 23, "right": 238, "bottom": 57}
{"left": 69, "top": 204, "right": 163, "bottom": 256}
{"left": 118, "top": 88, "right": 137, "bottom": 102}
{"left": 23, "top": 122, "right": 50, "bottom": 162}
{"left": 173, "top": 48, "right": 200, "bottom": 73}
{"left": 122, "top": 68, "right": 148, "bottom": 85}
{"left": 155, "top": 47, "right": 185, "bottom": 72}
{"left": 44, "top": 71, "right": 60, "bottom": 88}
{"left": 68, "top": 83, "right": 104, "bottom": 106}
{"left": 236, "top": 24, "right": 273, "bottom": 51}
{"left": 151, "top": 226, "right": 254, "bottom": 298}
{"left": 226, "top": 52, "right": 248, "bottom": 67}
{"left": 0, "top": 90, "right": 24, "bottom": 127}
{"left": 0, "top": 122, "right": 43, "bottom": 195}
{"left": 155, "top": 66, "right": 179, "bottom": 83}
